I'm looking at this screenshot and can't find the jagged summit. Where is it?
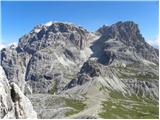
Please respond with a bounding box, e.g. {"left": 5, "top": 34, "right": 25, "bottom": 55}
{"left": 32, "top": 21, "right": 88, "bottom": 33}
{"left": 96, "top": 21, "right": 144, "bottom": 47}
{"left": 97, "top": 21, "right": 141, "bottom": 39}
{"left": 17, "top": 21, "right": 89, "bottom": 54}
{"left": 94, "top": 21, "right": 158, "bottom": 65}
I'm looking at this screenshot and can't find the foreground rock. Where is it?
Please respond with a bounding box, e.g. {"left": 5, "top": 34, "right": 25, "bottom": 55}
{"left": 0, "top": 66, "right": 37, "bottom": 119}
{"left": 0, "top": 66, "right": 15, "bottom": 118}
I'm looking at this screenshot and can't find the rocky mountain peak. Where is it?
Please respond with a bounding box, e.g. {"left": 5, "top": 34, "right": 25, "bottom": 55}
{"left": 33, "top": 22, "right": 88, "bottom": 33}
{"left": 95, "top": 21, "right": 158, "bottom": 65}
{"left": 97, "top": 21, "right": 142, "bottom": 42}
{"left": 17, "top": 21, "right": 89, "bottom": 54}
{"left": 97, "top": 21, "right": 139, "bottom": 32}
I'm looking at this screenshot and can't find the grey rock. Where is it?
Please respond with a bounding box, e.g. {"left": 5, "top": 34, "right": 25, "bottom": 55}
{"left": 27, "top": 94, "right": 70, "bottom": 119}
{"left": 18, "top": 22, "right": 89, "bottom": 54}
{"left": 66, "top": 73, "right": 92, "bottom": 89}
{"left": 80, "top": 59, "right": 101, "bottom": 77}
{"left": 0, "top": 66, "right": 15, "bottom": 119}
{"left": 1, "top": 22, "right": 91, "bottom": 94}
{"left": 10, "top": 82, "right": 37, "bottom": 119}
{"left": 1, "top": 46, "right": 30, "bottom": 92}
{"left": 0, "top": 66, "right": 37, "bottom": 119}
{"left": 96, "top": 21, "right": 159, "bottom": 65}
{"left": 124, "top": 79, "right": 159, "bottom": 99}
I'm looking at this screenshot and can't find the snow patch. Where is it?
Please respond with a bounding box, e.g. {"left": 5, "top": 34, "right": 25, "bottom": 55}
{"left": 0, "top": 43, "right": 6, "bottom": 50}
{"left": 34, "top": 28, "right": 41, "bottom": 33}
{"left": 0, "top": 42, "right": 17, "bottom": 50}
{"left": 146, "top": 36, "right": 159, "bottom": 48}
{"left": 44, "top": 21, "right": 53, "bottom": 27}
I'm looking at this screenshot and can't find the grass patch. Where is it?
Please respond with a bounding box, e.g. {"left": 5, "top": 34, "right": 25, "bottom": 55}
{"left": 99, "top": 91, "right": 159, "bottom": 119}
{"left": 64, "top": 98, "right": 86, "bottom": 116}
{"left": 135, "top": 73, "right": 159, "bottom": 80}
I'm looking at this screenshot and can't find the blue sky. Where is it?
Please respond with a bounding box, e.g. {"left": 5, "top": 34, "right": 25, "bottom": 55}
{"left": 1, "top": 1, "right": 159, "bottom": 47}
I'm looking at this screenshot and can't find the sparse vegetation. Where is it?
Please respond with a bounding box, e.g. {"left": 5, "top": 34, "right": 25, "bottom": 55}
{"left": 99, "top": 85, "right": 106, "bottom": 91}
{"left": 119, "top": 72, "right": 159, "bottom": 80}
{"left": 114, "top": 64, "right": 159, "bottom": 81}
{"left": 49, "top": 85, "right": 57, "bottom": 94}
{"left": 64, "top": 98, "right": 86, "bottom": 116}
{"left": 99, "top": 91, "right": 159, "bottom": 119}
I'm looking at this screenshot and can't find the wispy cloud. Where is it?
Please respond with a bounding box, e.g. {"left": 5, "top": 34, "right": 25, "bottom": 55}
{"left": 0, "top": 43, "right": 6, "bottom": 50}
{"left": 146, "top": 36, "right": 159, "bottom": 49}
{"left": 0, "top": 42, "right": 17, "bottom": 50}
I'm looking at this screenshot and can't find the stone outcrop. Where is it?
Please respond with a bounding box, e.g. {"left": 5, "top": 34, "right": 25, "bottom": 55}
{"left": 1, "top": 45, "right": 29, "bottom": 93}
{"left": 0, "top": 66, "right": 15, "bottom": 119}
{"left": 0, "top": 66, "right": 37, "bottom": 119}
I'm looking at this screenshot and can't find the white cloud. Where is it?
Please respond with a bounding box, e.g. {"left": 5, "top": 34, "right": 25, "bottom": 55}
{"left": 146, "top": 36, "right": 159, "bottom": 49}
{"left": 0, "top": 43, "right": 6, "bottom": 50}
{"left": 44, "top": 21, "right": 53, "bottom": 26}
{"left": 0, "top": 42, "right": 18, "bottom": 50}
{"left": 8, "top": 42, "right": 17, "bottom": 47}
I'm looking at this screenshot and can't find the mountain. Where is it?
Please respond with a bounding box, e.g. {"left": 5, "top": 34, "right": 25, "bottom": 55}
{"left": 0, "top": 21, "right": 159, "bottom": 119}
{"left": 96, "top": 21, "right": 158, "bottom": 64}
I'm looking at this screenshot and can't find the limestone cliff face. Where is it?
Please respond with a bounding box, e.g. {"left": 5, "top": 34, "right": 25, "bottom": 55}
{"left": 18, "top": 22, "right": 89, "bottom": 54}
{"left": 96, "top": 21, "right": 158, "bottom": 65}
{"left": 65, "top": 21, "right": 159, "bottom": 99}
{"left": 0, "top": 66, "right": 37, "bottom": 119}
{"left": 1, "top": 22, "right": 95, "bottom": 94}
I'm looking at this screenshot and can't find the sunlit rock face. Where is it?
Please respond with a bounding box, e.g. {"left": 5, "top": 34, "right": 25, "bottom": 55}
{"left": 0, "top": 66, "right": 15, "bottom": 119}
{"left": 0, "top": 66, "right": 37, "bottom": 119}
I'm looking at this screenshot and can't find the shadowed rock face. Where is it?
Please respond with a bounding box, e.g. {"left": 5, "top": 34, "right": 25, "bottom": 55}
{"left": 96, "top": 21, "right": 159, "bottom": 65}
{"left": 1, "top": 46, "right": 29, "bottom": 93}
{"left": 80, "top": 60, "right": 101, "bottom": 77}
